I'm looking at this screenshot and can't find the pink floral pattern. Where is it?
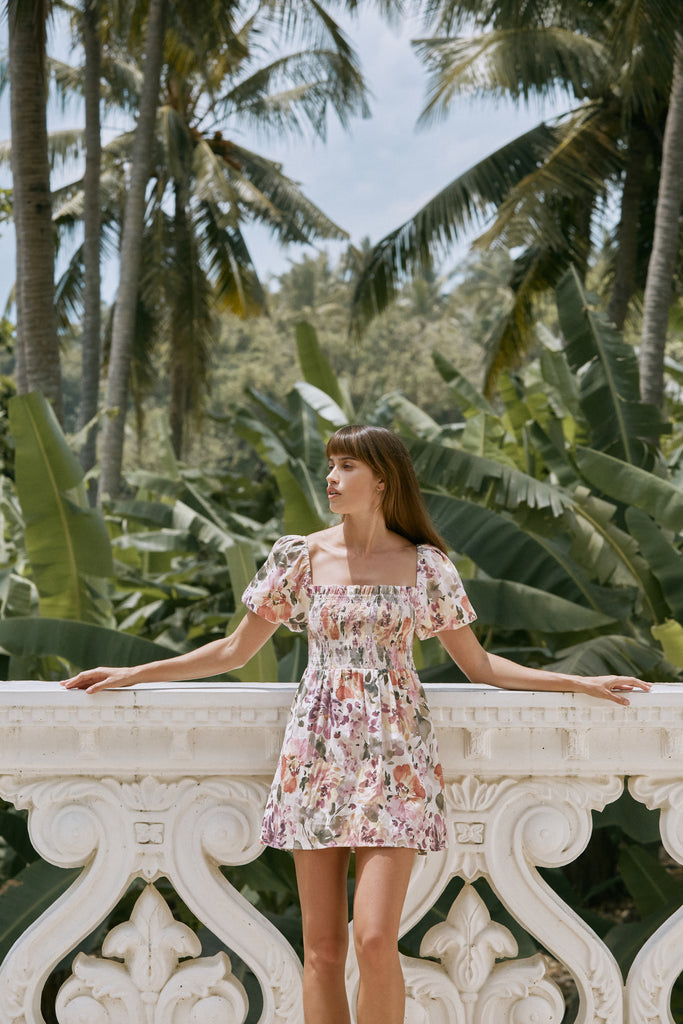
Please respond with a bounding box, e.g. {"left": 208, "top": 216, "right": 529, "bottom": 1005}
{"left": 242, "top": 535, "right": 476, "bottom": 852}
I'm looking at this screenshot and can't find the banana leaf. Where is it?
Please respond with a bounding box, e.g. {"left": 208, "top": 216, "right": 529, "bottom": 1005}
{"left": 0, "top": 808, "right": 37, "bottom": 866}
{"left": 295, "top": 320, "right": 351, "bottom": 417}
{"left": 563, "top": 490, "right": 668, "bottom": 624}
{"left": 576, "top": 448, "right": 683, "bottom": 532}
{"left": 410, "top": 437, "right": 571, "bottom": 515}
{"left": 225, "top": 541, "right": 278, "bottom": 683}
{"left": 426, "top": 491, "right": 613, "bottom": 610}
{"left": 381, "top": 392, "right": 442, "bottom": 439}
{"left": 0, "top": 617, "right": 177, "bottom": 671}
{"left": 549, "top": 635, "right": 673, "bottom": 679}
{"left": 464, "top": 578, "right": 615, "bottom": 632}
{"left": 625, "top": 508, "right": 683, "bottom": 620}
{"left": 0, "top": 859, "right": 80, "bottom": 962}
{"left": 8, "top": 393, "right": 113, "bottom": 624}
{"left": 556, "top": 266, "right": 664, "bottom": 461}
{"left": 618, "top": 844, "right": 683, "bottom": 919}
{"left": 293, "top": 382, "right": 347, "bottom": 429}
{"left": 651, "top": 620, "right": 683, "bottom": 669}
{"left": 236, "top": 411, "right": 327, "bottom": 534}
{"left": 432, "top": 351, "right": 495, "bottom": 416}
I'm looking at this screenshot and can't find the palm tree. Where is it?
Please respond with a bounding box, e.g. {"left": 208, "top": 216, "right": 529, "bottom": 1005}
{"left": 80, "top": 0, "right": 103, "bottom": 484}
{"left": 99, "top": 0, "right": 168, "bottom": 498}
{"left": 6, "top": 0, "right": 63, "bottom": 419}
{"left": 350, "top": 0, "right": 680, "bottom": 396}
{"left": 53, "top": 0, "right": 369, "bottom": 483}
{"left": 639, "top": 32, "right": 683, "bottom": 409}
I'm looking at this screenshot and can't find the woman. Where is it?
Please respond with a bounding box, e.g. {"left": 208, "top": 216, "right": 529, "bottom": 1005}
{"left": 63, "top": 424, "right": 650, "bottom": 1024}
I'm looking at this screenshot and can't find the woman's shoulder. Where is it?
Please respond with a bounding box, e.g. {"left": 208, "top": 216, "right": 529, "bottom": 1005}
{"left": 304, "top": 527, "right": 338, "bottom": 556}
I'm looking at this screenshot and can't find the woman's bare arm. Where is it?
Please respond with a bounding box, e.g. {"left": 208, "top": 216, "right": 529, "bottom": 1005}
{"left": 438, "top": 625, "right": 651, "bottom": 706}
{"left": 61, "top": 610, "right": 278, "bottom": 693}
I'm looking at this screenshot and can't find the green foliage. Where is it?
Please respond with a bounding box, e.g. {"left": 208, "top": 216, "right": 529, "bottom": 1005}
{"left": 9, "top": 393, "right": 113, "bottom": 625}
{"left": 1, "top": 277, "right": 683, "bottom": 1008}
{"left": 556, "top": 267, "right": 666, "bottom": 462}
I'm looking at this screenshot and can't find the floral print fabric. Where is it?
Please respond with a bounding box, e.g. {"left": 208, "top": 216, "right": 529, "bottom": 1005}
{"left": 242, "top": 534, "right": 476, "bottom": 852}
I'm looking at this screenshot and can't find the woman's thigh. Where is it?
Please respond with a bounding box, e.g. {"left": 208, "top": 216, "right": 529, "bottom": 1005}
{"left": 294, "top": 848, "right": 352, "bottom": 957}
{"left": 352, "top": 847, "right": 415, "bottom": 950}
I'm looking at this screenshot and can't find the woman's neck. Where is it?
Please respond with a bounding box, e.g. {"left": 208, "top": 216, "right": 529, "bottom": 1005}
{"left": 339, "top": 514, "right": 391, "bottom": 556}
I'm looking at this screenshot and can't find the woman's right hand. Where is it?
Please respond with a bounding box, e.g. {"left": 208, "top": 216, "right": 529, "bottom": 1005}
{"left": 61, "top": 666, "right": 142, "bottom": 694}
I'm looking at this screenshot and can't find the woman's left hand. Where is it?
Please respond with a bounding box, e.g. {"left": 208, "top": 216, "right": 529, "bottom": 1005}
{"left": 577, "top": 675, "right": 652, "bottom": 706}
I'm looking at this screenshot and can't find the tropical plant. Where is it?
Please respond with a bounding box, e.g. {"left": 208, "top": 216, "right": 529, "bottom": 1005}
{"left": 49, "top": 0, "right": 370, "bottom": 496}
{"left": 79, "top": 0, "right": 104, "bottom": 480}
{"left": 2, "top": 273, "right": 683, "bottom": 1016}
{"left": 350, "top": 0, "right": 682, "bottom": 400}
{"left": 639, "top": 31, "right": 683, "bottom": 409}
{"left": 5, "top": 0, "right": 62, "bottom": 417}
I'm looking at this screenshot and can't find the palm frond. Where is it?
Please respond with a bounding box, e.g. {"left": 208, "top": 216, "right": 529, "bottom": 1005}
{"left": 219, "top": 48, "right": 369, "bottom": 139}
{"left": 0, "top": 55, "right": 9, "bottom": 99}
{"left": 100, "top": 50, "right": 144, "bottom": 111}
{"left": 223, "top": 142, "right": 348, "bottom": 243}
{"left": 158, "top": 104, "right": 194, "bottom": 182}
{"left": 262, "top": 0, "right": 361, "bottom": 57}
{"left": 414, "top": 28, "right": 609, "bottom": 123}
{"left": 49, "top": 56, "right": 84, "bottom": 102}
{"left": 348, "top": 121, "right": 559, "bottom": 335}
{"left": 47, "top": 128, "right": 86, "bottom": 170}
{"left": 54, "top": 245, "right": 84, "bottom": 337}
{"left": 481, "top": 245, "right": 571, "bottom": 396}
{"left": 194, "top": 200, "right": 269, "bottom": 318}
{"left": 609, "top": 0, "right": 679, "bottom": 119}
{"left": 473, "top": 103, "right": 622, "bottom": 254}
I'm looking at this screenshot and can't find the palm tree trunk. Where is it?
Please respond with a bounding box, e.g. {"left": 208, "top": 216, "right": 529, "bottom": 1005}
{"left": 639, "top": 33, "right": 683, "bottom": 409}
{"left": 169, "top": 181, "right": 190, "bottom": 458}
{"left": 80, "top": 0, "right": 102, "bottom": 494}
{"left": 608, "top": 121, "right": 648, "bottom": 331}
{"left": 8, "top": 0, "right": 62, "bottom": 420}
{"left": 99, "top": 0, "right": 167, "bottom": 498}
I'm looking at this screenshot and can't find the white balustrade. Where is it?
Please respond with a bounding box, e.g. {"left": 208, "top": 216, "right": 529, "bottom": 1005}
{"left": 1, "top": 680, "right": 682, "bottom": 1024}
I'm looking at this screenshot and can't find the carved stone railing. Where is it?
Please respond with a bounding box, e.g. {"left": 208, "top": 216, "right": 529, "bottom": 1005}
{"left": 1, "top": 680, "right": 682, "bottom": 1024}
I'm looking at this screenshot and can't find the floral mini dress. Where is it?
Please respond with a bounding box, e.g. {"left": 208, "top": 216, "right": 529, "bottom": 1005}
{"left": 242, "top": 535, "right": 476, "bottom": 853}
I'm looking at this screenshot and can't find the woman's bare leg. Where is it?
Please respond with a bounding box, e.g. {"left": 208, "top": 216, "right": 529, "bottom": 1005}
{"left": 294, "top": 847, "right": 352, "bottom": 1024}
{"left": 352, "top": 847, "right": 415, "bottom": 1024}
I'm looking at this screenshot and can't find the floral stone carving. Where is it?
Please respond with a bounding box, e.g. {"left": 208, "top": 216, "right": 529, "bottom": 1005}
{"left": 402, "top": 883, "right": 564, "bottom": 1024}
{"left": 55, "top": 883, "right": 248, "bottom": 1024}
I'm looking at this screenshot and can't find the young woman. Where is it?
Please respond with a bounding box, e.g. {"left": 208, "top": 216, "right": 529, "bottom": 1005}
{"left": 63, "top": 424, "right": 650, "bottom": 1024}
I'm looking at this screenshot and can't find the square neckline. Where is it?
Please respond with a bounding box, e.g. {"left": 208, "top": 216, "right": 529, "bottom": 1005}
{"left": 302, "top": 536, "right": 423, "bottom": 592}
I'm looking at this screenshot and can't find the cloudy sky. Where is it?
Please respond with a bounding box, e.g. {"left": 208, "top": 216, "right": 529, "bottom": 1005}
{"left": 0, "top": 6, "right": 563, "bottom": 302}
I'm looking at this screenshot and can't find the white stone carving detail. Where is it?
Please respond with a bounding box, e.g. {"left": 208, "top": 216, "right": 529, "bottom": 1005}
{"left": 2, "top": 683, "right": 682, "bottom": 1022}
{"left": 624, "top": 777, "right": 683, "bottom": 1024}
{"left": 55, "top": 883, "right": 248, "bottom": 1024}
{"left": 420, "top": 883, "right": 517, "bottom": 990}
{"left": 0, "top": 773, "right": 303, "bottom": 1024}
{"left": 402, "top": 885, "right": 563, "bottom": 1024}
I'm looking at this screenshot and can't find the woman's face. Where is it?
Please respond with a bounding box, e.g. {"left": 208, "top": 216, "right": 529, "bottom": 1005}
{"left": 326, "top": 453, "right": 384, "bottom": 516}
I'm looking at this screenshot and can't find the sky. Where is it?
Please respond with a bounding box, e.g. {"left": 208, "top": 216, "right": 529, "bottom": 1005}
{"left": 0, "top": 7, "right": 564, "bottom": 305}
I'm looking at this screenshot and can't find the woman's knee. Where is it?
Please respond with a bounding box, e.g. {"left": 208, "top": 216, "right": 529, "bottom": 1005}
{"left": 305, "top": 931, "right": 349, "bottom": 975}
{"left": 353, "top": 926, "right": 398, "bottom": 974}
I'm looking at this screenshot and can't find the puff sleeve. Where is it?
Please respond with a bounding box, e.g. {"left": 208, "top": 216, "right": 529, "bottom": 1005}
{"left": 415, "top": 546, "right": 477, "bottom": 639}
{"left": 242, "top": 535, "right": 310, "bottom": 632}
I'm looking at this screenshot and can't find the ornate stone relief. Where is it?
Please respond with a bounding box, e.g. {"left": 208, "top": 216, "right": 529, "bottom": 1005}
{"left": 3, "top": 681, "right": 682, "bottom": 1024}
{"left": 0, "top": 773, "right": 303, "bottom": 1024}
{"left": 55, "top": 883, "right": 248, "bottom": 1024}
{"left": 624, "top": 777, "right": 683, "bottom": 1024}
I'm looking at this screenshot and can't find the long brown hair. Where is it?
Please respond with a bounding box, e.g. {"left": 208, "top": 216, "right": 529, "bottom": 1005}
{"left": 326, "top": 425, "right": 447, "bottom": 552}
